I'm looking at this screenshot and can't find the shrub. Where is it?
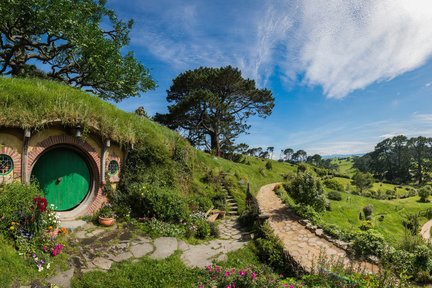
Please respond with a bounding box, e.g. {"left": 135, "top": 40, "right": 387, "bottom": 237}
{"left": 265, "top": 161, "right": 272, "bottom": 170}
{"left": 285, "top": 173, "right": 325, "bottom": 212}
{"left": 403, "top": 213, "right": 420, "bottom": 235}
{"left": 352, "top": 230, "right": 385, "bottom": 256}
{"left": 362, "top": 205, "right": 373, "bottom": 218}
{"left": 0, "top": 183, "right": 41, "bottom": 236}
{"left": 136, "top": 187, "right": 190, "bottom": 223}
{"left": 327, "top": 191, "right": 342, "bottom": 201}
{"left": 359, "top": 220, "right": 373, "bottom": 231}
{"left": 418, "top": 185, "right": 431, "bottom": 203}
{"left": 323, "top": 179, "right": 344, "bottom": 192}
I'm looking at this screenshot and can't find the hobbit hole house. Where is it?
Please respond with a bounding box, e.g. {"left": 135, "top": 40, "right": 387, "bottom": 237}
{"left": 0, "top": 124, "right": 126, "bottom": 219}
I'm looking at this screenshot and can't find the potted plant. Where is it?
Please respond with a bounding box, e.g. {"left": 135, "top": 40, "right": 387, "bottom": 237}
{"left": 98, "top": 205, "right": 116, "bottom": 226}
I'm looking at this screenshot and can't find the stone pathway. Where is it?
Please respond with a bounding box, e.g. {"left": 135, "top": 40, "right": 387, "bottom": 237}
{"left": 45, "top": 216, "right": 248, "bottom": 288}
{"left": 256, "top": 183, "right": 379, "bottom": 274}
{"left": 421, "top": 219, "right": 432, "bottom": 241}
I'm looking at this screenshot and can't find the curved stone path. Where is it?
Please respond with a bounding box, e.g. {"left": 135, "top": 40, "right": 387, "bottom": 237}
{"left": 256, "top": 183, "right": 379, "bottom": 274}
{"left": 421, "top": 219, "right": 432, "bottom": 241}
{"left": 44, "top": 217, "right": 247, "bottom": 288}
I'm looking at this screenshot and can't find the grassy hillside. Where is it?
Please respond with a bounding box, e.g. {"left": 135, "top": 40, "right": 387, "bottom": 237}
{"left": 331, "top": 157, "right": 356, "bottom": 177}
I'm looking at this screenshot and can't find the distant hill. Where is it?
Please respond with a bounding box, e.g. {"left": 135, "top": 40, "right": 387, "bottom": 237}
{"left": 321, "top": 153, "right": 365, "bottom": 159}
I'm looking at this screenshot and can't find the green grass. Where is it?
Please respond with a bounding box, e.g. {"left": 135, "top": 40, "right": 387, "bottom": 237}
{"left": 71, "top": 251, "right": 202, "bottom": 288}
{"left": 331, "top": 158, "right": 355, "bottom": 177}
{"left": 0, "top": 77, "right": 181, "bottom": 146}
{"left": 332, "top": 176, "right": 414, "bottom": 197}
{"left": 321, "top": 191, "right": 429, "bottom": 245}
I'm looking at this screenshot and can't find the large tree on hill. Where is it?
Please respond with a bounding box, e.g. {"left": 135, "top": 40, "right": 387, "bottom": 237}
{"left": 408, "top": 136, "right": 432, "bottom": 185}
{"left": 154, "top": 66, "right": 275, "bottom": 156}
{"left": 0, "top": 0, "right": 155, "bottom": 102}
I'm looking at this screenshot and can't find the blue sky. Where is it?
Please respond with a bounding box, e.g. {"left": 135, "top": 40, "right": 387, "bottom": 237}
{"left": 108, "top": 0, "right": 432, "bottom": 156}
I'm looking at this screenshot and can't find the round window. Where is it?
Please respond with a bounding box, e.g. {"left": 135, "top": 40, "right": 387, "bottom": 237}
{"left": 107, "top": 160, "right": 119, "bottom": 176}
{"left": 0, "top": 154, "right": 14, "bottom": 175}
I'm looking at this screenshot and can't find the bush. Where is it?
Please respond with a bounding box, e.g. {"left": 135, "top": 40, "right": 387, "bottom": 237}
{"left": 0, "top": 183, "right": 41, "bottom": 236}
{"left": 327, "top": 191, "right": 342, "bottom": 201}
{"left": 284, "top": 173, "right": 325, "bottom": 212}
{"left": 362, "top": 205, "right": 373, "bottom": 218}
{"left": 359, "top": 220, "right": 373, "bottom": 231}
{"left": 418, "top": 185, "right": 431, "bottom": 203}
{"left": 352, "top": 230, "right": 385, "bottom": 256}
{"left": 323, "top": 179, "right": 344, "bottom": 192}
{"left": 265, "top": 161, "right": 272, "bottom": 170}
{"left": 134, "top": 186, "right": 190, "bottom": 223}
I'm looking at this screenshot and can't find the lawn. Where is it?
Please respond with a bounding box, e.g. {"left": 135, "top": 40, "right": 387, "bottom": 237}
{"left": 322, "top": 191, "right": 429, "bottom": 245}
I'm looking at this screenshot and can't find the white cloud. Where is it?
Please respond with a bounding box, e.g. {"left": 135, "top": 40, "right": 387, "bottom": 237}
{"left": 130, "top": 0, "right": 432, "bottom": 97}
{"left": 287, "top": 0, "right": 432, "bottom": 98}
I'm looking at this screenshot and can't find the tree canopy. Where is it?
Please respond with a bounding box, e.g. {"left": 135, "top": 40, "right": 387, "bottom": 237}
{"left": 154, "top": 66, "right": 274, "bottom": 156}
{"left": 0, "top": 0, "right": 155, "bottom": 102}
{"left": 354, "top": 135, "right": 432, "bottom": 184}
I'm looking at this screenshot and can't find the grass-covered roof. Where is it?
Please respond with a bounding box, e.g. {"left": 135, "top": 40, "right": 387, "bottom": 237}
{"left": 0, "top": 77, "right": 178, "bottom": 146}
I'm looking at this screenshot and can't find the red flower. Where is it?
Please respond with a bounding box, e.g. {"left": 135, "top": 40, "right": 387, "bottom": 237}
{"left": 33, "top": 197, "right": 48, "bottom": 212}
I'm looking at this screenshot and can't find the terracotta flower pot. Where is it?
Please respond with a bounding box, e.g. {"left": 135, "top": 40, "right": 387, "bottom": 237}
{"left": 98, "top": 216, "right": 116, "bottom": 226}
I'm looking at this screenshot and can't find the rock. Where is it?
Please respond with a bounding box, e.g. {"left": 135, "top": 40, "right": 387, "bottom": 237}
{"left": 46, "top": 268, "right": 75, "bottom": 288}
{"left": 315, "top": 229, "right": 324, "bottom": 237}
{"left": 177, "top": 240, "right": 190, "bottom": 251}
{"left": 149, "top": 237, "right": 178, "bottom": 260}
{"left": 92, "top": 257, "right": 113, "bottom": 270}
{"left": 111, "top": 251, "right": 133, "bottom": 262}
{"left": 130, "top": 243, "right": 154, "bottom": 258}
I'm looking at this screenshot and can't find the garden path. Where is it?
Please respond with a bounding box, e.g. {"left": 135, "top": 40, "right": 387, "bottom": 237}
{"left": 41, "top": 216, "right": 247, "bottom": 288}
{"left": 420, "top": 219, "right": 432, "bottom": 241}
{"left": 256, "top": 183, "right": 379, "bottom": 274}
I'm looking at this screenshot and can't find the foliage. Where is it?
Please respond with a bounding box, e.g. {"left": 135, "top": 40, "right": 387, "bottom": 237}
{"left": 327, "top": 191, "right": 342, "bottom": 201}
{"left": 352, "top": 230, "right": 385, "bottom": 257}
{"left": 0, "top": 182, "right": 41, "bottom": 236}
{"left": 323, "top": 178, "right": 344, "bottom": 191}
{"left": 255, "top": 223, "right": 292, "bottom": 276}
{"left": 354, "top": 135, "right": 432, "bottom": 185}
{"left": 362, "top": 205, "right": 373, "bottom": 218}
{"left": 284, "top": 172, "right": 325, "bottom": 212}
{"left": 198, "top": 265, "right": 281, "bottom": 288}
{"left": 136, "top": 218, "right": 186, "bottom": 238}
{"left": 154, "top": 66, "right": 274, "bottom": 156}
{"left": 0, "top": 0, "right": 155, "bottom": 101}
{"left": 134, "top": 186, "right": 190, "bottom": 223}
{"left": 265, "top": 160, "right": 273, "bottom": 170}
{"left": 402, "top": 213, "right": 420, "bottom": 235}
{"left": 97, "top": 204, "right": 115, "bottom": 218}
{"left": 352, "top": 172, "right": 374, "bottom": 193}
{"left": 418, "top": 185, "right": 431, "bottom": 203}
{"left": 188, "top": 212, "right": 211, "bottom": 239}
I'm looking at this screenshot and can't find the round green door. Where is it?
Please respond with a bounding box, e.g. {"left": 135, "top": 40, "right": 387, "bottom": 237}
{"left": 31, "top": 148, "right": 91, "bottom": 211}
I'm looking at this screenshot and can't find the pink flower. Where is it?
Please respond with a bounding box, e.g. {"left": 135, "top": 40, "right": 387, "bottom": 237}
{"left": 239, "top": 270, "right": 246, "bottom": 276}
{"left": 280, "top": 274, "right": 284, "bottom": 278}
{"left": 206, "top": 265, "right": 213, "bottom": 272}
{"left": 224, "top": 271, "right": 230, "bottom": 277}
{"left": 251, "top": 272, "right": 257, "bottom": 280}
{"left": 216, "top": 266, "right": 221, "bottom": 273}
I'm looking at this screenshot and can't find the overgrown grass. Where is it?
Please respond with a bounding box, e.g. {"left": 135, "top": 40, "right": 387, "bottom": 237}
{"left": 71, "top": 251, "right": 203, "bottom": 288}
{"left": 0, "top": 77, "right": 180, "bottom": 146}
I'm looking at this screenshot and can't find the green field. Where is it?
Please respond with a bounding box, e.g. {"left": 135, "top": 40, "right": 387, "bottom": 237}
{"left": 321, "top": 191, "right": 428, "bottom": 245}
{"left": 331, "top": 157, "right": 356, "bottom": 177}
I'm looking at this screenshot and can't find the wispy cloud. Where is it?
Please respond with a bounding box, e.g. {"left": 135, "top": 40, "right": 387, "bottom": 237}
{"left": 128, "top": 0, "right": 432, "bottom": 97}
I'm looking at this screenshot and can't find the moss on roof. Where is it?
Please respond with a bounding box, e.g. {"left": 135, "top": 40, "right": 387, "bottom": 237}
{"left": 0, "top": 77, "right": 178, "bottom": 146}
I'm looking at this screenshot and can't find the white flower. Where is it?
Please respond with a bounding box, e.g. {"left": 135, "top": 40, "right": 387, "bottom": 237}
{"left": 47, "top": 263, "right": 51, "bottom": 269}
{"left": 38, "top": 266, "right": 44, "bottom": 272}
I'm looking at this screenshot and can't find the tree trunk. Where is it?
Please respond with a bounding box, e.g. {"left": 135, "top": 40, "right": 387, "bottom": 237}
{"left": 210, "top": 132, "right": 221, "bottom": 157}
